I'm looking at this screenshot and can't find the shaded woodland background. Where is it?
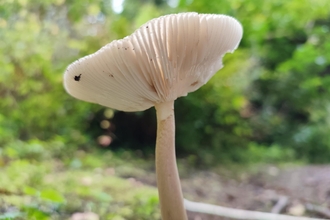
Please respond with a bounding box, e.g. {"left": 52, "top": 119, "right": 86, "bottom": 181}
{"left": 1, "top": 0, "right": 330, "bottom": 163}
{"left": 1, "top": 0, "right": 330, "bottom": 219}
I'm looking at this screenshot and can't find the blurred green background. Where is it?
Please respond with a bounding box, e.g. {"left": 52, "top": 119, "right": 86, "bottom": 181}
{"left": 1, "top": 0, "right": 330, "bottom": 219}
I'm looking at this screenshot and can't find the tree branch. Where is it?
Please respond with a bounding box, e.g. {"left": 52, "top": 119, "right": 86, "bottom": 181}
{"left": 271, "top": 196, "right": 289, "bottom": 214}
{"left": 184, "top": 199, "right": 327, "bottom": 220}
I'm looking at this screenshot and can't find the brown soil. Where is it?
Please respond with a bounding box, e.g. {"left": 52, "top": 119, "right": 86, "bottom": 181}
{"left": 129, "top": 163, "right": 330, "bottom": 219}
{"left": 181, "top": 164, "right": 330, "bottom": 220}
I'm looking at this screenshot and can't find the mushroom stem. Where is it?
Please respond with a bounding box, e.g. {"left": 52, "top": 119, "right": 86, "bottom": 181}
{"left": 155, "top": 100, "right": 187, "bottom": 220}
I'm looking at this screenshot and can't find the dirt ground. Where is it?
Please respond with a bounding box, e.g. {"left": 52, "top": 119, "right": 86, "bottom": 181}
{"left": 130, "top": 164, "right": 330, "bottom": 220}
{"left": 181, "top": 164, "right": 330, "bottom": 220}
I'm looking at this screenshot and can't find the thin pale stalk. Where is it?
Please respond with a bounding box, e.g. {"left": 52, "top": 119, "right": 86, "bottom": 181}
{"left": 155, "top": 101, "right": 187, "bottom": 220}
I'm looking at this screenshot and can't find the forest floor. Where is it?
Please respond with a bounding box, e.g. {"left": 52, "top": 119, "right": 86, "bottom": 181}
{"left": 1, "top": 147, "right": 330, "bottom": 220}
{"left": 126, "top": 162, "right": 330, "bottom": 220}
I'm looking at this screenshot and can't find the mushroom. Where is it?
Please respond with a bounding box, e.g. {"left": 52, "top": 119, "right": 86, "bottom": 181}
{"left": 64, "top": 12, "right": 242, "bottom": 220}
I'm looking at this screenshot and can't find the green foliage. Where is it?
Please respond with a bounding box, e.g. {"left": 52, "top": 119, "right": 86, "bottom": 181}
{"left": 173, "top": 0, "right": 330, "bottom": 164}
{"left": 0, "top": 140, "right": 159, "bottom": 219}
{"left": 0, "top": 0, "right": 96, "bottom": 146}
{"left": 1, "top": 0, "right": 330, "bottom": 171}
{"left": 239, "top": 1, "right": 330, "bottom": 162}
{"left": 174, "top": 50, "right": 253, "bottom": 164}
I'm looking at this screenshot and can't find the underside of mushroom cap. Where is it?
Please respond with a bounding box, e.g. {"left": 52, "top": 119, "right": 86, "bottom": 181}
{"left": 64, "top": 12, "right": 243, "bottom": 112}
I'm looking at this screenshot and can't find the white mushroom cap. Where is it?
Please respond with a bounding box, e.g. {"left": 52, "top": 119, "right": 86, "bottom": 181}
{"left": 64, "top": 12, "right": 243, "bottom": 112}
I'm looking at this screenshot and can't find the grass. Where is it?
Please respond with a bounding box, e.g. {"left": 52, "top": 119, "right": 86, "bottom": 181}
{"left": 0, "top": 138, "right": 307, "bottom": 220}
{"left": 0, "top": 139, "right": 160, "bottom": 220}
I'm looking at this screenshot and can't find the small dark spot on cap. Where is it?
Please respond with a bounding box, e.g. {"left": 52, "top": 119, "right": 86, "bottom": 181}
{"left": 150, "top": 58, "right": 153, "bottom": 61}
{"left": 191, "top": 81, "right": 198, "bottom": 86}
{"left": 150, "top": 84, "right": 156, "bottom": 93}
{"left": 74, "top": 74, "right": 82, "bottom": 81}
{"left": 110, "top": 74, "right": 114, "bottom": 78}
{"left": 146, "top": 26, "right": 148, "bottom": 28}
{"left": 125, "top": 48, "right": 127, "bottom": 50}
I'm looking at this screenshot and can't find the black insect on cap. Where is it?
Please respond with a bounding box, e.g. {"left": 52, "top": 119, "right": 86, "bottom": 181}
{"left": 74, "top": 74, "right": 82, "bottom": 81}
